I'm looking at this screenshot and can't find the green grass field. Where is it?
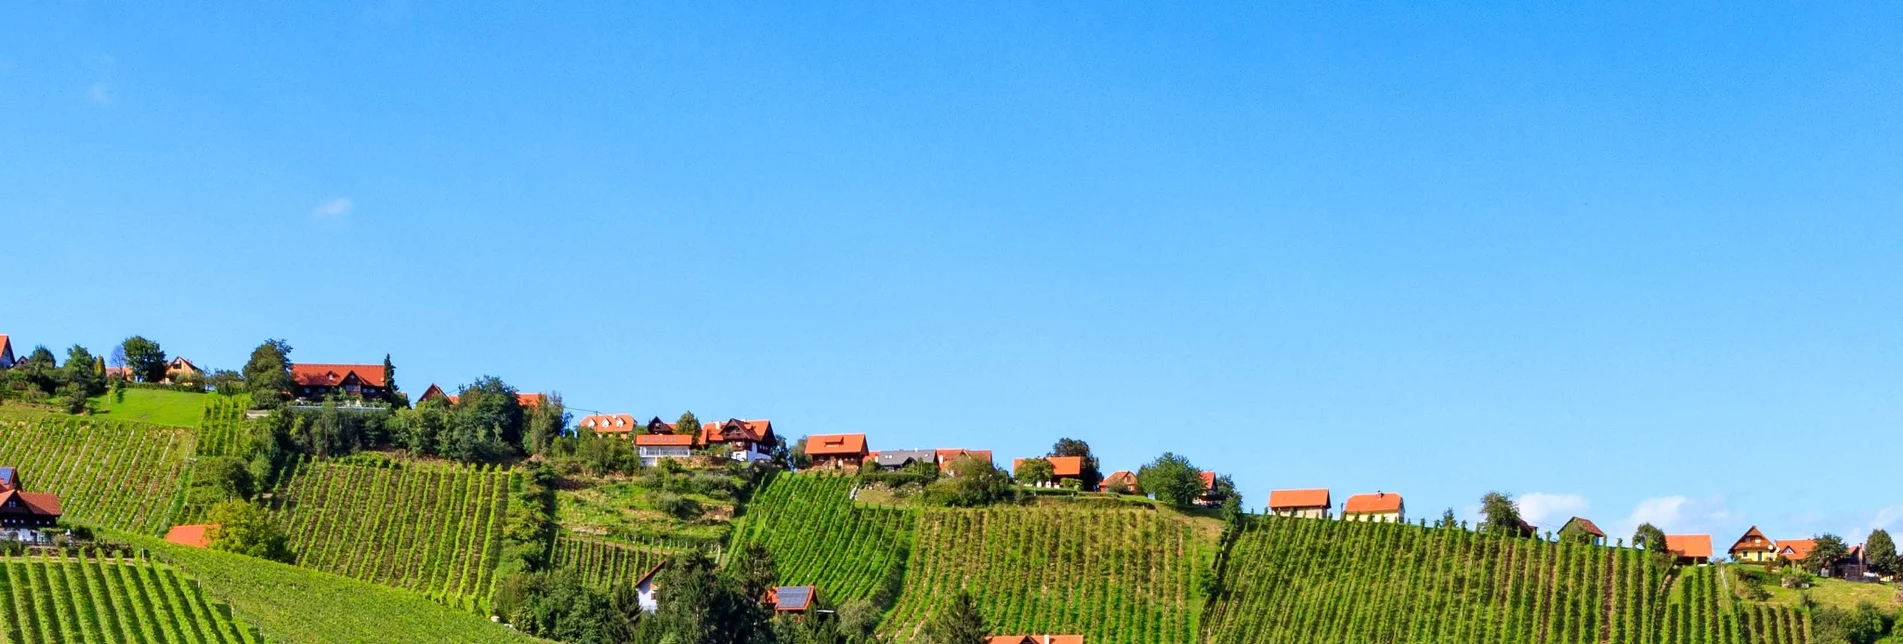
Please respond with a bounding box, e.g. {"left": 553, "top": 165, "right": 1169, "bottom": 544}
{"left": 1721, "top": 563, "right": 1901, "bottom": 613}
{"left": 556, "top": 475, "right": 736, "bottom": 546}
{"left": 87, "top": 388, "right": 210, "bottom": 427}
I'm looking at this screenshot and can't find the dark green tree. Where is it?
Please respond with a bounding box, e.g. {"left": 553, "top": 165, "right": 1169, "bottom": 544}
{"left": 1634, "top": 523, "right": 1668, "bottom": 554}
{"left": 923, "top": 589, "right": 988, "bottom": 644}
{"left": 1438, "top": 508, "right": 1458, "bottom": 529}
{"left": 381, "top": 353, "right": 399, "bottom": 397}
{"left": 1478, "top": 492, "right": 1523, "bottom": 536}
{"left": 62, "top": 345, "right": 104, "bottom": 396}
{"left": 675, "top": 411, "right": 702, "bottom": 437}
{"left": 206, "top": 500, "right": 292, "bottom": 562}
{"left": 1050, "top": 437, "right": 1103, "bottom": 490}
{"left": 1136, "top": 452, "right": 1205, "bottom": 507}
{"left": 1804, "top": 534, "right": 1850, "bottom": 574}
{"left": 926, "top": 455, "right": 1018, "bottom": 507}
{"left": 119, "top": 336, "right": 167, "bottom": 383}
{"left": 1864, "top": 528, "right": 1895, "bottom": 575}
{"left": 522, "top": 393, "right": 569, "bottom": 455}
{"left": 242, "top": 339, "right": 294, "bottom": 406}
{"left": 1013, "top": 457, "right": 1055, "bottom": 485}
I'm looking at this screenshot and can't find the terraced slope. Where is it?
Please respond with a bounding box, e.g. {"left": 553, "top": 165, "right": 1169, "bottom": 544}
{"left": 266, "top": 458, "right": 511, "bottom": 610}
{"left": 0, "top": 411, "right": 193, "bottom": 534}
{"left": 885, "top": 507, "right": 1210, "bottom": 644}
{"left": 0, "top": 551, "right": 259, "bottom": 644}
{"left": 730, "top": 473, "right": 916, "bottom": 603}
{"left": 549, "top": 535, "right": 677, "bottom": 588}
{"left": 1202, "top": 516, "right": 1811, "bottom": 644}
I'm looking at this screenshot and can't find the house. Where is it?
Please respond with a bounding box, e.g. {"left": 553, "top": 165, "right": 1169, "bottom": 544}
{"left": 635, "top": 433, "right": 699, "bottom": 467}
{"left": 804, "top": 434, "right": 869, "bottom": 469}
{"left": 1666, "top": 534, "right": 1713, "bottom": 566}
{"left": 578, "top": 414, "right": 640, "bottom": 437}
{"left": 1012, "top": 456, "right": 1085, "bottom": 484}
{"left": 866, "top": 449, "right": 937, "bottom": 471}
{"left": 1513, "top": 519, "right": 1541, "bottom": 539}
{"left": 1342, "top": 491, "right": 1405, "bottom": 523}
{"left": 634, "top": 562, "right": 666, "bottom": 613}
{"left": 1775, "top": 539, "right": 1817, "bottom": 564}
{"left": 1098, "top": 470, "right": 1140, "bottom": 494}
{"left": 766, "top": 585, "right": 816, "bottom": 614}
{"left": 418, "top": 384, "right": 545, "bottom": 408}
{"left": 418, "top": 384, "right": 452, "bottom": 404}
{"left": 1833, "top": 546, "right": 1868, "bottom": 580}
{"left": 162, "top": 357, "right": 203, "bottom": 383}
{"left": 0, "top": 468, "right": 62, "bottom": 542}
{"left": 701, "top": 419, "right": 777, "bottom": 463}
{"left": 1557, "top": 517, "right": 1606, "bottom": 546}
{"left": 646, "top": 417, "right": 679, "bottom": 434}
{"left": 0, "top": 335, "right": 13, "bottom": 369}
{"left": 988, "top": 637, "right": 1085, "bottom": 644}
{"left": 1196, "top": 471, "right": 1226, "bottom": 507}
{"left": 935, "top": 449, "right": 994, "bottom": 475}
{"left": 1779, "top": 539, "right": 1870, "bottom": 579}
{"left": 164, "top": 524, "right": 218, "bottom": 549}
{"left": 1727, "top": 526, "right": 1775, "bottom": 563}
{"left": 1268, "top": 489, "right": 1332, "bottom": 519}
{"left": 290, "top": 364, "right": 389, "bottom": 400}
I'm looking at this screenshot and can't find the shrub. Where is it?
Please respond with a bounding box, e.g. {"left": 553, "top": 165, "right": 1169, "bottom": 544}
{"left": 655, "top": 493, "right": 703, "bottom": 520}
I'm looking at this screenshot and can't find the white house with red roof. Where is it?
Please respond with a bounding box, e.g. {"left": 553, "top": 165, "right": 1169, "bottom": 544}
{"left": 291, "top": 363, "right": 389, "bottom": 400}
{"left": 1269, "top": 488, "right": 1332, "bottom": 519}
{"left": 1342, "top": 491, "right": 1405, "bottom": 523}
{"left": 0, "top": 467, "right": 63, "bottom": 542}
{"left": 701, "top": 419, "right": 777, "bottom": 463}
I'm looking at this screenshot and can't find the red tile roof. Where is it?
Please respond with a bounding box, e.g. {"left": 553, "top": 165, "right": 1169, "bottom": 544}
{"left": 419, "top": 384, "right": 451, "bottom": 402}
{"left": 935, "top": 449, "right": 994, "bottom": 472}
{"left": 635, "top": 434, "right": 697, "bottom": 447}
{"left": 766, "top": 585, "right": 816, "bottom": 612}
{"left": 1099, "top": 470, "right": 1139, "bottom": 492}
{"left": 1776, "top": 539, "right": 1817, "bottom": 560}
{"left": 0, "top": 490, "right": 62, "bottom": 517}
{"left": 1200, "top": 471, "right": 1218, "bottom": 491}
{"left": 290, "top": 364, "right": 387, "bottom": 388}
{"left": 1729, "top": 526, "right": 1772, "bottom": 554}
{"left": 703, "top": 419, "right": 773, "bottom": 444}
{"left": 1046, "top": 456, "right": 1084, "bottom": 478}
{"left": 806, "top": 434, "right": 868, "bottom": 456}
{"left": 1666, "top": 534, "right": 1713, "bottom": 559}
{"left": 1343, "top": 492, "right": 1404, "bottom": 514}
{"left": 1269, "top": 489, "right": 1331, "bottom": 510}
{"left": 517, "top": 393, "right": 546, "bottom": 408}
{"left": 164, "top": 524, "right": 218, "bottom": 549}
{"left": 578, "top": 414, "right": 639, "bottom": 435}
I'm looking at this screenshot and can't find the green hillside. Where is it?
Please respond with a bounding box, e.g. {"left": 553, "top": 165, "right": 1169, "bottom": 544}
{"left": 87, "top": 389, "right": 209, "bottom": 428}
{"left": 0, "top": 551, "right": 259, "bottom": 644}
{"left": 730, "top": 472, "right": 917, "bottom": 603}
{"left": 549, "top": 535, "right": 676, "bottom": 589}
{"left": 0, "top": 410, "right": 193, "bottom": 535}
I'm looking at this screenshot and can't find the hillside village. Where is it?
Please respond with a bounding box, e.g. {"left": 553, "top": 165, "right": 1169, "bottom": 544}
{"left": 0, "top": 330, "right": 1898, "bottom": 644}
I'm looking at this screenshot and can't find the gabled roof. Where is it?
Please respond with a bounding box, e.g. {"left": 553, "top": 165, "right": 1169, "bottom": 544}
{"left": 1200, "top": 471, "right": 1218, "bottom": 491}
{"left": 1046, "top": 456, "right": 1084, "bottom": 478}
{"left": 1559, "top": 517, "right": 1604, "bottom": 538}
{"left": 869, "top": 449, "right": 936, "bottom": 467}
{"left": 419, "top": 384, "right": 451, "bottom": 402}
{"left": 578, "top": 414, "right": 639, "bottom": 434}
{"left": 1269, "top": 488, "right": 1331, "bottom": 510}
{"left": 646, "top": 417, "right": 678, "bottom": 433}
{"left": 635, "top": 561, "right": 666, "bottom": 587}
{"left": 0, "top": 490, "right": 62, "bottom": 517}
{"left": 703, "top": 419, "right": 773, "bottom": 444}
{"left": 935, "top": 449, "right": 994, "bottom": 472}
{"left": 988, "top": 637, "right": 1085, "bottom": 644}
{"left": 517, "top": 393, "right": 547, "bottom": 408}
{"left": 164, "top": 524, "right": 218, "bottom": 549}
{"left": 166, "top": 357, "right": 201, "bottom": 373}
{"left": 290, "top": 364, "right": 388, "bottom": 388}
{"left": 1343, "top": 492, "right": 1404, "bottom": 514}
{"left": 1099, "top": 470, "right": 1139, "bottom": 491}
{"left": 1776, "top": 539, "right": 1816, "bottom": 560}
{"left": 635, "top": 434, "right": 697, "bottom": 447}
{"left": 766, "top": 586, "right": 816, "bottom": 612}
{"left": 1666, "top": 534, "right": 1713, "bottom": 559}
{"left": 0, "top": 467, "right": 16, "bottom": 491}
{"left": 0, "top": 335, "right": 12, "bottom": 362}
{"left": 1728, "top": 526, "right": 1772, "bottom": 554}
{"left": 806, "top": 434, "right": 868, "bottom": 456}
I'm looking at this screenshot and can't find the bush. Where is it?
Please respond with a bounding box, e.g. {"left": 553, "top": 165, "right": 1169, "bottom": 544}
{"left": 654, "top": 493, "right": 702, "bottom": 520}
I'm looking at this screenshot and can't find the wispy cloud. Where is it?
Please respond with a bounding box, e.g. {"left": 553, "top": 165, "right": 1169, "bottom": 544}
{"left": 1613, "top": 495, "right": 1734, "bottom": 543}
{"left": 311, "top": 197, "right": 355, "bottom": 219}
{"left": 1868, "top": 505, "right": 1903, "bottom": 534}
{"left": 1518, "top": 493, "right": 1590, "bottom": 528}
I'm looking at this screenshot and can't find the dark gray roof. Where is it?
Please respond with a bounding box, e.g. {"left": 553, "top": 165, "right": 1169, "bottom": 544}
{"left": 872, "top": 450, "right": 935, "bottom": 467}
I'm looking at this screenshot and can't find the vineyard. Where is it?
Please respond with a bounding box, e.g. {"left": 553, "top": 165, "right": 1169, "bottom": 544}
{"left": 550, "top": 535, "right": 681, "bottom": 588}
{"left": 884, "top": 507, "right": 1210, "bottom": 644}
{"left": 0, "top": 551, "right": 258, "bottom": 644}
{"left": 730, "top": 473, "right": 917, "bottom": 603}
{"left": 194, "top": 395, "right": 255, "bottom": 459}
{"left": 266, "top": 457, "right": 512, "bottom": 610}
{"left": 1201, "top": 516, "right": 1811, "bottom": 644}
{"left": 0, "top": 412, "right": 193, "bottom": 535}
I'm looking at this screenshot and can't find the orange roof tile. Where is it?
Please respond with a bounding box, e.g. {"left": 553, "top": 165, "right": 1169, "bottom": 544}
{"left": 1729, "top": 526, "right": 1772, "bottom": 554}
{"left": 1269, "top": 488, "right": 1331, "bottom": 510}
{"left": 1099, "top": 470, "right": 1139, "bottom": 491}
{"left": 1666, "top": 534, "right": 1713, "bottom": 559}
{"left": 517, "top": 393, "right": 546, "bottom": 408}
{"left": 0, "top": 490, "right": 61, "bottom": 517}
{"left": 290, "top": 363, "right": 388, "bottom": 388}
{"left": 578, "top": 414, "right": 639, "bottom": 434}
{"left": 1776, "top": 539, "right": 1817, "bottom": 560}
{"left": 1343, "top": 492, "right": 1403, "bottom": 514}
{"left": 935, "top": 449, "right": 994, "bottom": 471}
{"left": 806, "top": 433, "right": 868, "bottom": 456}
{"left": 1045, "top": 456, "right": 1084, "bottom": 478}
{"left": 635, "top": 434, "right": 697, "bottom": 447}
{"left": 164, "top": 524, "right": 218, "bottom": 549}
{"left": 1200, "top": 471, "right": 1218, "bottom": 490}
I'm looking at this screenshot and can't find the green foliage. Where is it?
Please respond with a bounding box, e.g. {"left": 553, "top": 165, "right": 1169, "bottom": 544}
{"left": 1636, "top": 522, "right": 1669, "bottom": 554}
{"left": 207, "top": 500, "right": 293, "bottom": 563}
{"left": 885, "top": 507, "right": 1205, "bottom": 644}
{"left": 1807, "top": 534, "right": 1851, "bottom": 573}
{"left": 1478, "top": 491, "right": 1523, "bottom": 535}
{"left": 923, "top": 455, "right": 1019, "bottom": 507}
{"left": 675, "top": 411, "right": 701, "bottom": 437}
{"left": 732, "top": 473, "right": 916, "bottom": 604}
{"left": 550, "top": 535, "right": 681, "bottom": 589}
{"left": 654, "top": 492, "right": 704, "bottom": 520}
{"left": 1865, "top": 529, "right": 1896, "bottom": 575}
{"left": 1048, "top": 437, "right": 1102, "bottom": 489}
{"left": 649, "top": 549, "right": 773, "bottom": 644}
{"left": 523, "top": 392, "right": 569, "bottom": 456}
{"left": 1809, "top": 602, "right": 1889, "bottom": 644}
{"left": 1012, "top": 457, "right": 1055, "bottom": 485}
{"left": 1136, "top": 451, "right": 1204, "bottom": 507}
{"left": 62, "top": 344, "right": 105, "bottom": 396}
{"left": 494, "top": 569, "right": 635, "bottom": 643}
{"left": 495, "top": 463, "right": 558, "bottom": 579}
{"left": 0, "top": 551, "right": 259, "bottom": 644}
{"left": 922, "top": 590, "right": 988, "bottom": 644}
{"left": 241, "top": 339, "right": 294, "bottom": 408}
{"left": 0, "top": 409, "right": 193, "bottom": 534}
{"left": 190, "top": 456, "right": 257, "bottom": 505}
{"left": 119, "top": 335, "right": 168, "bottom": 383}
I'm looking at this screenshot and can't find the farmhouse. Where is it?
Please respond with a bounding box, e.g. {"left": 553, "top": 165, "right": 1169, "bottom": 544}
{"left": 1268, "top": 489, "right": 1332, "bottom": 519}
{"left": 164, "top": 524, "right": 218, "bottom": 549}
{"left": 935, "top": 449, "right": 994, "bottom": 475}
{"left": 418, "top": 384, "right": 546, "bottom": 409}
{"left": 805, "top": 434, "right": 869, "bottom": 469}
{"left": 766, "top": 585, "right": 817, "bottom": 614}
{"left": 291, "top": 363, "right": 389, "bottom": 400}
{"left": 0, "top": 334, "right": 13, "bottom": 368}
{"left": 1779, "top": 539, "right": 1871, "bottom": 579}
{"left": 635, "top": 433, "right": 699, "bottom": 467}
{"left": 1196, "top": 471, "right": 1225, "bottom": 507}
{"left": 1342, "top": 491, "right": 1405, "bottom": 523}
{"left": 1727, "top": 526, "right": 1775, "bottom": 563}
{"left": 989, "top": 637, "right": 1085, "bottom": 644}
{"left": 578, "top": 413, "right": 640, "bottom": 437}
{"left": 1557, "top": 517, "right": 1606, "bottom": 545}
{"left": 1099, "top": 470, "right": 1139, "bottom": 494}
{"left": 163, "top": 357, "right": 203, "bottom": 383}
{"left": 0, "top": 467, "right": 62, "bottom": 542}
{"left": 867, "top": 449, "right": 937, "bottom": 471}
{"left": 1774, "top": 539, "right": 1816, "bottom": 563}
{"left": 634, "top": 562, "right": 665, "bottom": 613}
{"left": 1665, "top": 534, "right": 1712, "bottom": 566}
{"left": 701, "top": 419, "right": 777, "bottom": 463}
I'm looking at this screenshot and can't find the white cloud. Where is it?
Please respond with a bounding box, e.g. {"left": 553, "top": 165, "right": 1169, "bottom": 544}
{"left": 1518, "top": 493, "right": 1590, "bottom": 528}
{"left": 311, "top": 197, "right": 355, "bottom": 218}
{"left": 1613, "top": 495, "right": 1733, "bottom": 543}
{"left": 1868, "top": 505, "right": 1903, "bottom": 534}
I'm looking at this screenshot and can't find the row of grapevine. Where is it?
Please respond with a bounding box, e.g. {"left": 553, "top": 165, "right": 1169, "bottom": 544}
{"left": 884, "top": 507, "right": 1207, "bottom": 644}
{"left": 0, "top": 550, "right": 259, "bottom": 644}
{"left": 0, "top": 413, "right": 194, "bottom": 534}
{"left": 730, "top": 473, "right": 917, "bottom": 603}
{"left": 550, "top": 535, "right": 679, "bottom": 588}
{"left": 1201, "top": 516, "right": 1810, "bottom": 644}
{"left": 266, "top": 457, "right": 512, "bottom": 611}
{"left": 193, "top": 395, "right": 254, "bottom": 459}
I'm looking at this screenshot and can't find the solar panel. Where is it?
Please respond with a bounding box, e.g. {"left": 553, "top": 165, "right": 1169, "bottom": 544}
{"left": 775, "top": 586, "right": 812, "bottom": 609}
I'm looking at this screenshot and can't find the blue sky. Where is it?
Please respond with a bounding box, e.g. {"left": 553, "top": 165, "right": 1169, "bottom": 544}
{"left": 3, "top": 2, "right": 1899, "bottom": 544}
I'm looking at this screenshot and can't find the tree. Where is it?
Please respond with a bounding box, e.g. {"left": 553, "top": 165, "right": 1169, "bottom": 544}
{"left": 924, "top": 589, "right": 988, "bottom": 644}
{"left": 1438, "top": 508, "right": 1458, "bottom": 529}
{"left": 382, "top": 354, "right": 399, "bottom": 397}
{"left": 522, "top": 393, "right": 569, "bottom": 456}
{"left": 447, "top": 376, "right": 525, "bottom": 462}
{"left": 1013, "top": 457, "right": 1055, "bottom": 485}
{"left": 62, "top": 345, "right": 104, "bottom": 396}
{"left": 242, "top": 339, "right": 294, "bottom": 406}
{"left": 675, "top": 412, "right": 701, "bottom": 437}
{"left": 788, "top": 437, "right": 813, "bottom": 470}
{"left": 1634, "top": 523, "right": 1668, "bottom": 554}
{"left": 206, "top": 500, "right": 292, "bottom": 562}
{"left": 1479, "top": 492, "right": 1523, "bottom": 535}
{"left": 189, "top": 457, "right": 256, "bottom": 504}
{"left": 1805, "top": 534, "right": 1850, "bottom": 574}
{"left": 1864, "top": 529, "right": 1895, "bottom": 575}
{"left": 1050, "top": 437, "right": 1103, "bottom": 490}
{"left": 926, "top": 455, "right": 1017, "bottom": 507}
{"left": 119, "top": 336, "right": 167, "bottom": 383}
{"left": 1136, "top": 452, "right": 1205, "bottom": 507}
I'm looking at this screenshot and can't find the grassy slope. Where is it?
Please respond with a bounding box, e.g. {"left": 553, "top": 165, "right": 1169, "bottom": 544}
{"left": 134, "top": 535, "right": 544, "bottom": 644}
{"left": 87, "top": 388, "right": 209, "bottom": 427}
{"left": 556, "top": 476, "right": 735, "bottom": 546}
{"left": 1723, "top": 564, "right": 1899, "bottom": 612}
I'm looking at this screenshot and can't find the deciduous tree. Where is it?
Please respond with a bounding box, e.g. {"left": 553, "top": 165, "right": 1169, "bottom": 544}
{"left": 1634, "top": 523, "right": 1668, "bottom": 554}
{"left": 1013, "top": 457, "right": 1055, "bottom": 485}
{"left": 1136, "top": 452, "right": 1205, "bottom": 507}
{"left": 1804, "top": 534, "right": 1849, "bottom": 574}
{"left": 119, "top": 336, "right": 167, "bottom": 383}
{"left": 1479, "top": 492, "right": 1523, "bottom": 536}
{"left": 923, "top": 589, "right": 988, "bottom": 644}
{"left": 1864, "top": 529, "right": 1895, "bottom": 575}
{"left": 206, "top": 500, "right": 292, "bottom": 562}
{"left": 242, "top": 339, "right": 294, "bottom": 406}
